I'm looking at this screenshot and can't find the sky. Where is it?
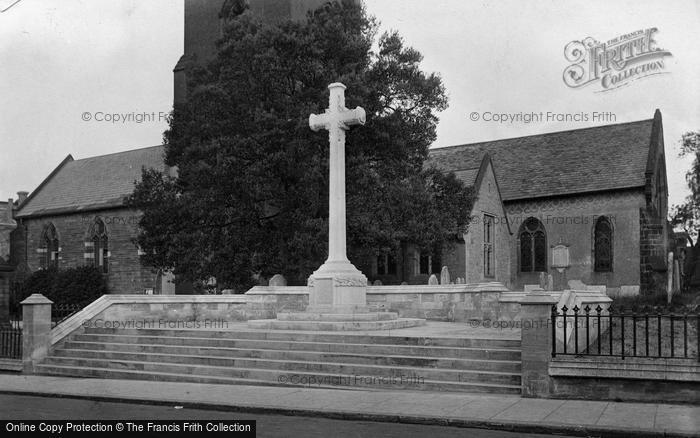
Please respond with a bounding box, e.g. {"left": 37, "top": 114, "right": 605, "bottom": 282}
{"left": 1, "top": 0, "right": 699, "bottom": 208}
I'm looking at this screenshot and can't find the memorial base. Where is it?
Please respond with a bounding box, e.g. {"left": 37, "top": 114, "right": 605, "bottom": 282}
{"left": 246, "top": 260, "right": 425, "bottom": 331}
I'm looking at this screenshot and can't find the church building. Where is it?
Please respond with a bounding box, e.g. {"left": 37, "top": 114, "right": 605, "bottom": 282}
{"left": 364, "top": 111, "right": 670, "bottom": 297}
{"left": 429, "top": 111, "right": 670, "bottom": 296}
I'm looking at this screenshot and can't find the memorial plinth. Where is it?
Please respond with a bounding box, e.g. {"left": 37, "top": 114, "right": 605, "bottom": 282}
{"left": 247, "top": 82, "right": 423, "bottom": 330}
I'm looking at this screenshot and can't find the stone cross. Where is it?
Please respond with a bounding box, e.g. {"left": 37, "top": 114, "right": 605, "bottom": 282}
{"left": 309, "top": 83, "right": 365, "bottom": 264}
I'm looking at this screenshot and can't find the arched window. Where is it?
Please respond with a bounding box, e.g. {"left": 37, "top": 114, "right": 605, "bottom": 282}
{"left": 41, "top": 223, "right": 59, "bottom": 269}
{"left": 87, "top": 218, "right": 109, "bottom": 273}
{"left": 519, "top": 217, "right": 546, "bottom": 272}
{"left": 594, "top": 216, "right": 613, "bottom": 272}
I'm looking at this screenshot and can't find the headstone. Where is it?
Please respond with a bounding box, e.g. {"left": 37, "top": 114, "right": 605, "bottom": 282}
{"left": 539, "top": 272, "right": 546, "bottom": 289}
{"left": 568, "top": 279, "right": 586, "bottom": 290}
{"left": 428, "top": 274, "right": 439, "bottom": 285}
{"left": 440, "top": 266, "right": 450, "bottom": 285}
{"left": 373, "top": 279, "right": 383, "bottom": 286}
{"left": 546, "top": 274, "right": 554, "bottom": 291}
{"left": 400, "top": 281, "right": 408, "bottom": 285}
{"left": 673, "top": 259, "right": 680, "bottom": 293}
{"left": 620, "top": 285, "right": 639, "bottom": 297}
{"left": 269, "top": 274, "right": 287, "bottom": 287}
{"left": 524, "top": 284, "right": 540, "bottom": 292}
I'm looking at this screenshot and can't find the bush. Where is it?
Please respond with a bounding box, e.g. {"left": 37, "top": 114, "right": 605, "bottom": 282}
{"left": 19, "top": 266, "right": 107, "bottom": 306}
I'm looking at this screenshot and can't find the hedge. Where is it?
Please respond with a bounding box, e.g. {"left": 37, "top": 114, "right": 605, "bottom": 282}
{"left": 18, "top": 266, "right": 108, "bottom": 307}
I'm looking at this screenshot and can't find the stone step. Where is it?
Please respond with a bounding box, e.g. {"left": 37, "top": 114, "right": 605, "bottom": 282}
{"left": 276, "top": 312, "right": 399, "bottom": 321}
{"left": 246, "top": 318, "right": 425, "bottom": 331}
{"left": 60, "top": 341, "right": 522, "bottom": 372}
{"left": 69, "top": 334, "right": 521, "bottom": 361}
{"left": 35, "top": 362, "right": 521, "bottom": 394}
{"left": 83, "top": 327, "right": 521, "bottom": 348}
{"left": 48, "top": 350, "right": 521, "bottom": 385}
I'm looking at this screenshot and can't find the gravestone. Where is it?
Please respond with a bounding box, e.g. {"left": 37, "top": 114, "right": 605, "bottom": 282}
{"left": 673, "top": 259, "right": 680, "bottom": 294}
{"left": 546, "top": 274, "right": 554, "bottom": 291}
{"left": 269, "top": 274, "right": 287, "bottom": 287}
{"left": 440, "top": 266, "right": 450, "bottom": 285}
{"left": 373, "top": 279, "right": 383, "bottom": 286}
{"left": 620, "top": 285, "right": 639, "bottom": 297}
{"left": 568, "top": 279, "right": 586, "bottom": 290}
{"left": 428, "top": 274, "right": 439, "bottom": 285}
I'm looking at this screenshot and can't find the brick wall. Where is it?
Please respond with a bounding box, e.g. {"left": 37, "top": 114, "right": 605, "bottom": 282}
{"left": 20, "top": 208, "right": 156, "bottom": 294}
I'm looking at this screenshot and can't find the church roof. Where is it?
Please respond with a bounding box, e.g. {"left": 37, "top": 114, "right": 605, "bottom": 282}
{"left": 17, "top": 145, "right": 167, "bottom": 218}
{"left": 429, "top": 117, "right": 656, "bottom": 201}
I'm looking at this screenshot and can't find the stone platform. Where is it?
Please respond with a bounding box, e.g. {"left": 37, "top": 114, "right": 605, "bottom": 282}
{"left": 246, "top": 316, "right": 425, "bottom": 331}
{"left": 276, "top": 312, "right": 400, "bottom": 321}
{"left": 247, "top": 307, "right": 425, "bottom": 331}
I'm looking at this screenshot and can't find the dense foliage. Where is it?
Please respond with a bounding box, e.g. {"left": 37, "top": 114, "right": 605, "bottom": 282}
{"left": 129, "top": 1, "right": 474, "bottom": 291}
{"left": 18, "top": 266, "right": 108, "bottom": 306}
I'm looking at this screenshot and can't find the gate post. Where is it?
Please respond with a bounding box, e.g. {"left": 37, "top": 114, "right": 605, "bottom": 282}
{"left": 520, "top": 289, "right": 558, "bottom": 397}
{"left": 21, "top": 294, "right": 53, "bottom": 373}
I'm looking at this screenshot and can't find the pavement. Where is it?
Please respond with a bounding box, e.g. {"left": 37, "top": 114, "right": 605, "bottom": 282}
{"left": 0, "top": 375, "right": 698, "bottom": 437}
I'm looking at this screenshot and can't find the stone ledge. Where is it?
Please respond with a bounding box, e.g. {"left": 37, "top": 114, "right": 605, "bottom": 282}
{"left": 50, "top": 294, "right": 250, "bottom": 345}
{"left": 0, "top": 358, "right": 22, "bottom": 372}
{"left": 276, "top": 312, "right": 399, "bottom": 321}
{"left": 550, "top": 357, "right": 700, "bottom": 382}
{"left": 246, "top": 286, "right": 309, "bottom": 295}
{"left": 247, "top": 318, "right": 425, "bottom": 331}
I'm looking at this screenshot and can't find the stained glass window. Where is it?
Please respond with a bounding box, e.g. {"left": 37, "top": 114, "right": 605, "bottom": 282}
{"left": 594, "top": 217, "right": 613, "bottom": 272}
{"left": 90, "top": 218, "right": 109, "bottom": 274}
{"left": 42, "top": 223, "right": 59, "bottom": 269}
{"left": 519, "top": 217, "right": 546, "bottom": 272}
{"left": 483, "top": 215, "right": 495, "bottom": 277}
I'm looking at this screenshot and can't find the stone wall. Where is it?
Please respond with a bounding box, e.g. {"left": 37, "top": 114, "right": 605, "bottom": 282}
{"left": 21, "top": 208, "right": 157, "bottom": 294}
{"left": 549, "top": 357, "right": 700, "bottom": 403}
{"left": 506, "top": 189, "right": 645, "bottom": 294}
{"left": 461, "top": 161, "right": 511, "bottom": 287}
{"left": 639, "top": 208, "right": 669, "bottom": 293}
{"left": 246, "top": 284, "right": 522, "bottom": 323}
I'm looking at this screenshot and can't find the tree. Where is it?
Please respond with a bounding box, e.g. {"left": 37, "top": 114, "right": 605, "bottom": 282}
{"left": 128, "top": 1, "right": 474, "bottom": 291}
{"left": 671, "top": 131, "right": 700, "bottom": 246}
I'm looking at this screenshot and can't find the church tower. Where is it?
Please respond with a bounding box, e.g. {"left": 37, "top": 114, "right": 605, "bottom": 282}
{"left": 173, "top": 0, "right": 332, "bottom": 105}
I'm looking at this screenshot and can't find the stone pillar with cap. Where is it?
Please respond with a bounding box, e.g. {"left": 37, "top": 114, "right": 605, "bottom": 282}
{"left": 21, "top": 294, "right": 53, "bottom": 373}
{"left": 520, "top": 289, "right": 557, "bottom": 397}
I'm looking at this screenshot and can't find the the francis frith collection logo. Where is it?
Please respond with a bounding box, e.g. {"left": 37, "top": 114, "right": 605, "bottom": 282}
{"left": 563, "top": 28, "right": 672, "bottom": 92}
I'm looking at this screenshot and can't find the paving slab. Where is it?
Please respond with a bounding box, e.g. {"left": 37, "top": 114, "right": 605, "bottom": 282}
{"left": 654, "top": 403, "right": 700, "bottom": 433}
{"left": 450, "top": 396, "right": 520, "bottom": 419}
{"left": 492, "top": 398, "right": 567, "bottom": 422}
{"left": 596, "top": 402, "right": 658, "bottom": 430}
{"left": 542, "top": 400, "right": 609, "bottom": 425}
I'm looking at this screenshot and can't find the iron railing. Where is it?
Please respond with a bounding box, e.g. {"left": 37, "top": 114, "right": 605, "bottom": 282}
{"left": 551, "top": 304, "right": 699, "bottom": 361}
{"left": 0, "top": 324, "right": 21, "bottom": 359}
{"left": 51, "top": 303, "right": 84, "bottom": 327}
